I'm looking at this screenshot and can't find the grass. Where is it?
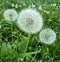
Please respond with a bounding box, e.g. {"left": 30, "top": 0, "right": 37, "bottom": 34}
{"left": 0, "top": 0, "right": 60, "bottom": 62}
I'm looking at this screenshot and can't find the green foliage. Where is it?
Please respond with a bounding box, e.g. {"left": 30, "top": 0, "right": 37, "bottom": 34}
{"left": 0, "top": 0, "right": 60, "bottom": 62}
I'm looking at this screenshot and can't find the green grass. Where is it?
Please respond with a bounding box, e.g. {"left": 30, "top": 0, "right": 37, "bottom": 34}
{"left": 0, "top": 0, "right": 60, "bottom": 62}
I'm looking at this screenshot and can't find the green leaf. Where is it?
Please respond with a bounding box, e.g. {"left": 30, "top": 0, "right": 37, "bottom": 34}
{"left": 19, "top": 36, "right": 28, "bottom": 53}
{"left": 20, "top": 50, "right": 41, "bottom": 57}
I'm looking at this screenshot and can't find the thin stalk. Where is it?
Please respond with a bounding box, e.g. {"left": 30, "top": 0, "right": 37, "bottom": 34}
{"left": 30, "top": 50, "right": 37, "bottom": 62}
{"left": 11, "top": 23, "right": 13, "bottom": 43}
{"left": 30, "top": 41, "right": 41, "bottom": 62}
{"left": 22, "top": 34, "right": 30, "bottom": 62}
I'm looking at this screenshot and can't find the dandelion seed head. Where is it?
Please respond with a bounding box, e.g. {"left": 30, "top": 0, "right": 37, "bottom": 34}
{"left": 39, "top": 28, "right": 56, "bottom": 45}
{"left": 17, "top": 8, "right": 43, "bottom": 34}
{"left": 4, "top": 9, "right": 18, "bottom": 21}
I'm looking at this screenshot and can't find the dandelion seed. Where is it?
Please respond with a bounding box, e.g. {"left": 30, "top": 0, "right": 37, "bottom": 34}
{"left": 4, "top": 9, "right": 18, "bottom": 21}
{"left": 39, "top": 28, "right": 56, "bottom": 45}
{"left": 17, "top": 8, "right": 43, "bottom": 34}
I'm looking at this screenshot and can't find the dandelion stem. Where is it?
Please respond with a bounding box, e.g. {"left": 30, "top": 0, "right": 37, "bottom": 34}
{"left": 22, "top": 34, "right": 30, "bottom": 62}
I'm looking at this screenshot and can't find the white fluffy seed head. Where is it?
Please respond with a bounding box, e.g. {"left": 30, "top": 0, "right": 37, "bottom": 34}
{"left": 4, "top": 9, "right": 18, "bottom": 21}
{"left": 39, "top": 28, "right": 56, "bottom": 45}
{"left": 17, "top": 8, "right": 43, "bottom": 34}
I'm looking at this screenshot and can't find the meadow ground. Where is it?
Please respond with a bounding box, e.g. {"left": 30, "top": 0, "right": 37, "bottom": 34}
{"left": 0, "top": 0, "right": 60, "bottom": 62}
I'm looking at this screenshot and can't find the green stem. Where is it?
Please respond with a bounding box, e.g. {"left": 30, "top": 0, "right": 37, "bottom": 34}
{"left": 30, "top": 39, "right": 39, "bottom": 62}
{"left": 11, "top": 23, "right": 13, "bottom": 43}
{"left": 30, "top": 50, "right": 37, "bottom": 62}
{"left": 22, "top": 34, "right": 30, "bottom": 62}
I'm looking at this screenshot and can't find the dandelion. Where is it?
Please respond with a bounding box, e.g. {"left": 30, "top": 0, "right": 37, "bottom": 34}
{"left": 4, "top": 9, "right": 18, "bottom": 21}
{"left": 39, "top": 28, "right": 56, "bottom": 45}
{"left": 17, "top": 8, "right": 43, "bottom": 34}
